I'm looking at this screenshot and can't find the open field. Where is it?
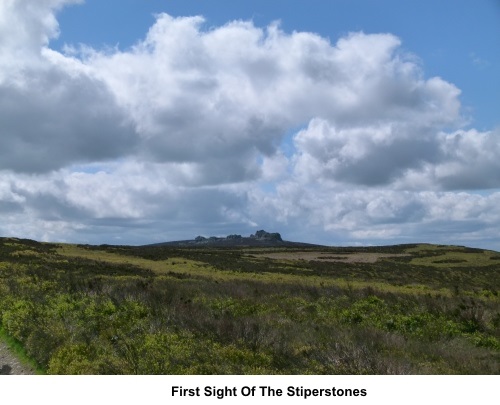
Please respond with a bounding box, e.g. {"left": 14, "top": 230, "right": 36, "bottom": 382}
{"left": 246, "top": 251, "right": 411, "bottom": 263}
{"left": 0, "top": 237, "right": 498, "bottom": 374}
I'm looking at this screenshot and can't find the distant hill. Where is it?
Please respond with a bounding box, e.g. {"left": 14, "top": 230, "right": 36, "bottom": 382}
{"left": 144, "top": 229, "right": 324, "bottom": 248}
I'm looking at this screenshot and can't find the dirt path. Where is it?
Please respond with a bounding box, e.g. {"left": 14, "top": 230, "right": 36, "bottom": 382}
{"left": 0, "top": 340, "right": 35, "bottom": 375}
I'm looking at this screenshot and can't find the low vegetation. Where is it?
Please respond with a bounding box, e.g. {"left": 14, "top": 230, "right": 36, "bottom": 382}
{"left": 0, "top": 238, "right": 498, "bottom": 374}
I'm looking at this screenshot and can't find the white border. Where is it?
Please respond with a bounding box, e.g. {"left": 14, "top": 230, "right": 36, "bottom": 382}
{"left": 2, "top": 375, "right": 498, "bottom": 405}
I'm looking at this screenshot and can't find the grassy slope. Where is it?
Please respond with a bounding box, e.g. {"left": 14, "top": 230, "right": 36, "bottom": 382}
{"left": 0, "top": 237, "right": 498, "bottom": 374}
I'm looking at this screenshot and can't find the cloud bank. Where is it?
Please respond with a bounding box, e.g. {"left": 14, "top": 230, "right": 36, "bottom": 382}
{"left": 0, "top": 0, "right": 499, "bottom": 249}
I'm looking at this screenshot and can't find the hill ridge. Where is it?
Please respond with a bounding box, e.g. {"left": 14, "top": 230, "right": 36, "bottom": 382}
{"left": 144, "top": 229, "right": 325, "bottom": 248}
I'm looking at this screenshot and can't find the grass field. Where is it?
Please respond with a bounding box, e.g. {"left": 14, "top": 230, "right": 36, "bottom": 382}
{"left": 0, "top": 237, "right": 498, "bottom": 374}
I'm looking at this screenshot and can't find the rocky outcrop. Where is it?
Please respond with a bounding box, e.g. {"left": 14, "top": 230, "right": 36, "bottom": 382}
{"left": 250, "top": 230, "right": 282, "bottom": 242}
{"left": 191, "top": 230, "right": 282, "bottom": 245}
{"left": 146, "top": 230, "right": 321, "bottom": 248}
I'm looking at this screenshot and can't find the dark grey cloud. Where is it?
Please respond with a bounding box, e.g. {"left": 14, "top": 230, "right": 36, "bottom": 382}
{"left": 0, "top": 68, "right": 137, "bottom": 173}
{"left": 435, "top": 129, "right": 500, "bottom": 190}
{"left": 293, "top": 120, "right": 500, "bottom": 191}
{"left": 332, "top": 137, "right": 442, "bottom": 186}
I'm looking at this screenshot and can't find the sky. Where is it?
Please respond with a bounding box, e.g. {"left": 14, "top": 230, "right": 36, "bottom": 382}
{"left": 0, "top": 0, "right": 499, "bottom": 249}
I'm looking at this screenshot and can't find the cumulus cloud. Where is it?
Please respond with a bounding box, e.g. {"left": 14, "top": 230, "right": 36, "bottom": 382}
{"left": 0, "top": 1, "right": 499, "bottom": 248}
{"left": 0, "top": 164, "right": 256, "bottom": 244}
{"left": 434, "top": 129, "right": 500, "bottom": 189}
{"left": 246, "top": 182, "right": 500, "bottom": 246}
{"left": 0, "top": 68, "right": 137, "bottom": 172}
{"left": 291, "top": 121, "right": 500, "bottom": 191}
{"left": 0, "top": 0, "right": 136, "bottom": 173}
{"left": 292, "top": 119, "right": 442, "bottom": 186}
{"left": 0, "top": 0, "right": 82, "bottom": 64}
{"left": 83, "top": 16, "right": 465, "bottom": 184}
{"left": 0, "top": 5, "right": 468, "bottom": 181}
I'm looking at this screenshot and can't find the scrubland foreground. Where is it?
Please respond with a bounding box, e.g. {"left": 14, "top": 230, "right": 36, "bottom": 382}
{"left": 0, "top": 237, "right": 498, "bottom": 374}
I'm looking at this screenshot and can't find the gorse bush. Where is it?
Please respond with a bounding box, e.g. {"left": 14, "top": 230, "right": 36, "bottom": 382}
{"left": 0, "top": 238, "right": 498, "bottom": 374}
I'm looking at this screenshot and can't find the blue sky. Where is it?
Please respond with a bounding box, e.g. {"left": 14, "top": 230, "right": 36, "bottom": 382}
{"left": 0, "top": 0, "right": 499, "bottom": 249}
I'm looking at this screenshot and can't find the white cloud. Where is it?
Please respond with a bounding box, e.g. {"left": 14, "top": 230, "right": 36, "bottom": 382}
{"left": 0, "top": 7, "right": 465, "bottom": 180}
{"left": 0, "top": 1, "right": 499, "bottom": 249}
{"left": 0, "top": 1, "right": 82, "bottom": 61}
{"left": 85, "top": 18, "right": 465, "bottom": 185}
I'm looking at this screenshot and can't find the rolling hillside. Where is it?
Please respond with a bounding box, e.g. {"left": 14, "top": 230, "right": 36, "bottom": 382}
{"left": 0, "top": 236, "right": 498, "bottom": 374}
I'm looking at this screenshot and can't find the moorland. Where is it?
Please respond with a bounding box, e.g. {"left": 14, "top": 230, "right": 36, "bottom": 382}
{"left": 0, "top": 235, "right": 498, "bottom": 374}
